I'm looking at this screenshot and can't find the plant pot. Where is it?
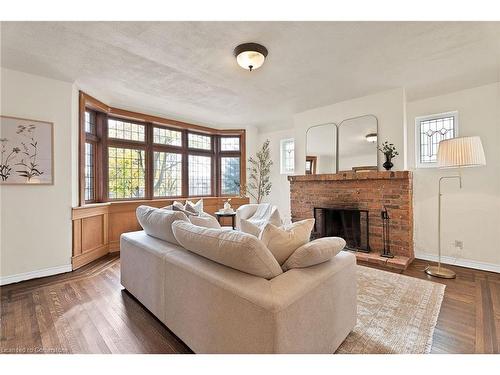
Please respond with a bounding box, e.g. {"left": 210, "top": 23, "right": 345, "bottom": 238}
{"left": 383, "top": 154, "right": 394, "bottom": 171}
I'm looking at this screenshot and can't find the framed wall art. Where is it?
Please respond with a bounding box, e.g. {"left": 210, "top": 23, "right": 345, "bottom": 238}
{"left": 0, "top": 115, "right": 54, "bottom": 185}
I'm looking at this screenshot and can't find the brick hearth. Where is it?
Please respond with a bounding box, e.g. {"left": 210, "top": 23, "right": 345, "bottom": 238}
{"left": 288, "top": 171, "right": 414, "bottom": 270}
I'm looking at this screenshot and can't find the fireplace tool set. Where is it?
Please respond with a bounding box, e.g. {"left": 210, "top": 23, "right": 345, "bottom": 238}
{"left": 380, "top": 205, "right": 394, "bottom": 258}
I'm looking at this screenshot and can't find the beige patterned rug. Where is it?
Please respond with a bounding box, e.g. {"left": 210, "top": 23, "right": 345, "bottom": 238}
{"left": 336, "top": 265, "right": 445, "bottom": 354}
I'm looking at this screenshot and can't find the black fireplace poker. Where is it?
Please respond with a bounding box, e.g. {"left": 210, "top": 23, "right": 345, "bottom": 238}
{"left": 380, "top": 205, "right": 394, "bottom": 258}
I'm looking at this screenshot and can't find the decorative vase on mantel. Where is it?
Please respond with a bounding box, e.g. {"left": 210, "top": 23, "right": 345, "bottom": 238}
{"left": 383, "top": 153, "right": 394, "bottom": 171}
{"left": 378, "top": 141, "right": 399, "bottom": 171}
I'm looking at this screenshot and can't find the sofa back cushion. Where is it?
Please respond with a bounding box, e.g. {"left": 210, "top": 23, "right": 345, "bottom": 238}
{"left": 260, "top": 219, "right": 315, "bottom": 265}
{"left": 172, "top": 220, "right": 283, "bottom": 280}
{"left": 282, "top": 237, "right": 346, "bottom": 271}
{"left": 136, "top": 205, "right": 189, "bottom": 245}
{"left": 189, "top": 212, "right": 222, "bottom": 229}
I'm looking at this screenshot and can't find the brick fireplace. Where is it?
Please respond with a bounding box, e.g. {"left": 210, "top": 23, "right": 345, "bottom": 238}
{"left": 288, "top": 171, "right": 414, "bottom": 270}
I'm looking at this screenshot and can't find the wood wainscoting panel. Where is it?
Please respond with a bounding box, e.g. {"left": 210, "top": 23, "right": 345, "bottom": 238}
{"left": 82, "top": 215, "right": 104, "bottom": 251}
{"left": 72, "top": 197, "right": 250, "bottom": 268}
{"left": 72, "top": 204, "right": 110, "bottom": 270}
{"left": 108, "top": 211, "right": 142, "bottom": 252}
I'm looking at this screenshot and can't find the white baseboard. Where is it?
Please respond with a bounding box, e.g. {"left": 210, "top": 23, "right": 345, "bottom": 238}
{"left": 415, "top": 252, "right": 500, "bottom": 274}
{"left": 0, "top": 264, "right": 72, "bottom": 286}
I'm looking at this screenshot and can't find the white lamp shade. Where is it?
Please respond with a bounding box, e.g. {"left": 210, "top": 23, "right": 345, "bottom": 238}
{"left": 437, "top": 136, "right": 486, "bottom": 168}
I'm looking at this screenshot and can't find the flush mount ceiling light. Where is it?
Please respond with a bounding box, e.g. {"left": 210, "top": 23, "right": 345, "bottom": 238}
{"left": 234, "top": 43, "right": 268, "bottom": 71}
{"left": 365, "top": 133, "right": 378, "bottom": 143}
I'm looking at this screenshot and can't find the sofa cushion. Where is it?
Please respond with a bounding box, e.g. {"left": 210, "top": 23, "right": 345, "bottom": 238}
{"left": 260, "top": 219, "right": 315, "bottom": 265}
{"left": 136, "top": 205, "right": 189, "bottom": 245}
{"left": 172, "top": 220, "right": 283, "bottom": 279}
{"left": 189, "top": 212, "right": 222, "bottom": 229}
{"left": 282, "top": 237, "right": 346, "bottom": 271}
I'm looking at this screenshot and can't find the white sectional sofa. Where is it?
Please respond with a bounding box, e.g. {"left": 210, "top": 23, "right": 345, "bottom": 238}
{"left": 120, "top": 206, "right": 357, "bottom": 354}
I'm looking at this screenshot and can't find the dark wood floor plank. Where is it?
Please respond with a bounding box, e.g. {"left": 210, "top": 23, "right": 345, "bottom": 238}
{"left": 0, "top": 254, "right": 498, "bottom": 354}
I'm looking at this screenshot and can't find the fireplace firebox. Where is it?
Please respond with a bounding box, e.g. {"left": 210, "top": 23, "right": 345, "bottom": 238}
{"left": 313, "top": 207, "right": 370, "bottom": 253}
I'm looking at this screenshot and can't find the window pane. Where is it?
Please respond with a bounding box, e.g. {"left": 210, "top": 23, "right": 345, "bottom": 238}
{"left": 153, "top": 152, "right": 182, "bottom": 197}
{"left": 221, "top": 137, "right": 240, "bottom": 151}
{"left": 281, "top": 139, "right": 295, "bottom": 174}
{"left": 84, "top": 142, "right": 94, "bottom": 201}
{"left": 108, "top": 147, "right": 146, "bottom": 199}
{"left": 153, "top": 127, "right": 182, "bottom": 146}
{"left": 419, "top": 115, "right": 455, "bottom": 164}
{"left": 188, "top": 155, "right": 211, "bottom": 196}
{"left": 188, "top": 133, "right": 211, "bottom": 150}
{"left": 108, "top": 119, "right": 145, "bottom": 142}
{"left": 85, "top": 110, "right": 96, "bottom": 134}
{"left": 221, "top": 157, "right": 240, "bottom": 195}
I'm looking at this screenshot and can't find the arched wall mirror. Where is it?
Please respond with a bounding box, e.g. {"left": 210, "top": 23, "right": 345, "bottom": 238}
{"left": 337, "top": 115, "right": 378, "bottom": 172}
{"left": 305, "top": 123, "right": 337, "bottom": 174}
{"left": 305, "top": 114, "right": 378, "bottom": 174}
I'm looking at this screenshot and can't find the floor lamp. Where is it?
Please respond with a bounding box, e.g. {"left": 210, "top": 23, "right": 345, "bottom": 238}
{"left": 425, "top": 136, "right": 486, "bottom": 279}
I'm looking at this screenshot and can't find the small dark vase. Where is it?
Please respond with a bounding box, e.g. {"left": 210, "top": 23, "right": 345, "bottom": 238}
{"left": 383, "top": 154, "right": 394, "bottom": 171}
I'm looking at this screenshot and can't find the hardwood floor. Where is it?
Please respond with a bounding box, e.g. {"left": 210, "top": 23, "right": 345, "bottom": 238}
{"left": 1, "top": 254, "right": 499, "bottom": 354}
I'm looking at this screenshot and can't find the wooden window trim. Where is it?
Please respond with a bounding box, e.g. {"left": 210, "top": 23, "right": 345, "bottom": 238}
{"left": 79, "top": 91, "right": 246, "bottom": 206}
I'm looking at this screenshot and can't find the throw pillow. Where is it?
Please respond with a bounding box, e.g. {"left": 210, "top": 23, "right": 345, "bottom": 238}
{"left": 136, "top": 205, "right": 189, "bottom": 245}
{"left": 239, "top": 218, "right": 262, "bottom": 237}
{"left": 173, "top": 200, "right": 199, "bottom": 216}
{"left": 185, "top": 199, "right": 204, "bottom": 215}
{"left": 282, "top": 237, "right": 346, "bottom": 271}
{"left": 172, "top": 220, "right": 283, "bottom": 279}
{"left": 260, "top": 218, "right": 315, "bottom": 265}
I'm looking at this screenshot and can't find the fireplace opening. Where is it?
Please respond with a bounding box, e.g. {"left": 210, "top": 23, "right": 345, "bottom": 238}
{"left": 313, "top": 207, "right": 370, "bottom": 252}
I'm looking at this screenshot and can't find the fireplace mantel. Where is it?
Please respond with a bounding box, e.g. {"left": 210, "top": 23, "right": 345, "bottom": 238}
{"left": 288, "top": 170, "right": 413, "bottom": 270}
{"left": 288, "top": 170, "right": 411, "bottom": 182}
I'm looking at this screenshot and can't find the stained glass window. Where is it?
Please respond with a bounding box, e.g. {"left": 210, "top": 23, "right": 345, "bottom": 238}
{"left": 417, "top": 113, "right": 457, "bottom": 166}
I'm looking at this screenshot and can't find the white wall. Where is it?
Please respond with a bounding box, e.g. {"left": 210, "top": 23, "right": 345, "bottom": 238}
{"left": 294, "top": 88, "right": 407, "bottom": 174}
{"left": 259, "top": 85, "right": 500, "bottom": 270}
{"left": 407, "top": 83, "right": 500, "bottom": 270}
{"left": 260, "top": 88, "right": 407, "bottom": 223}
{"left": 0, "top": 68, "right": 78, "bottom": 284}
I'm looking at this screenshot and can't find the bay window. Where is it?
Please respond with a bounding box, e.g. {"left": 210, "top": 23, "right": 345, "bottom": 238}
{"left": 79, "top": 92, "right": 245, "bottom": 205}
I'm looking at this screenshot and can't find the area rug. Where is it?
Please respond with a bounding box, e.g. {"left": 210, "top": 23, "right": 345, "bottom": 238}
{"left": 336, "top": 265, "right": 445, "bottom": 354}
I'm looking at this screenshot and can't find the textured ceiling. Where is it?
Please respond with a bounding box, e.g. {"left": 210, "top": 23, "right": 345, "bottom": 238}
{"left": 2, "top": 22, "right": 500, "bottom": 130}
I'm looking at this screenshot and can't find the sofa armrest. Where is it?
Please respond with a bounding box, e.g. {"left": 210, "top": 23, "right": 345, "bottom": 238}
{"left": 235, "top": 204, "right": 259, "bottom": 229}
{"left": 268, "top": 251, "right": 357, "bottom": 353}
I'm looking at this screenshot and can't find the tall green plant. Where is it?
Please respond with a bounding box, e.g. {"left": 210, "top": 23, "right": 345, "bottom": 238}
{"left": 241, "top": 139, "right": 273, "bottom": 203}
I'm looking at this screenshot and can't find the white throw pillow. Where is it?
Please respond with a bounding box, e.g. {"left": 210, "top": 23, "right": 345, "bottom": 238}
{"left": 239, "top": 218, "right": 262, "bottom": 237}
{"left": 282, "top": 237, "right": 346, "bottom": 271}
{"left": 189, "top": 212, "right": 221, "bottom": 229}
{"left": 172, "top": 220, "right": 283, "bottom": 280}
{"left": 136, "top": 205, "right": 189, "bottom": 245}
{"left": 172, "top": 200, "right": 198, "bottom": 216}
{"left": 186, "top": 199, "right": 204, "bottom": 214}
{"left": 260, "top": 219, "right": 315, "bottom": 265}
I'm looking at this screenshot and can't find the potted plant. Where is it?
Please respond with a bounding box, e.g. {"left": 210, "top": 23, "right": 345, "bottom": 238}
{"left": 378, "top": 141, "right": 399, "bottom": 171}
{"left": 238, "top": 139, "right": 272, "bottom": 203}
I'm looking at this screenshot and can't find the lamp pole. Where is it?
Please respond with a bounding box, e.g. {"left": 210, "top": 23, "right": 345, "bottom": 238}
{"left": 425, "top": 173, "right": 462, "bottom": 279}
